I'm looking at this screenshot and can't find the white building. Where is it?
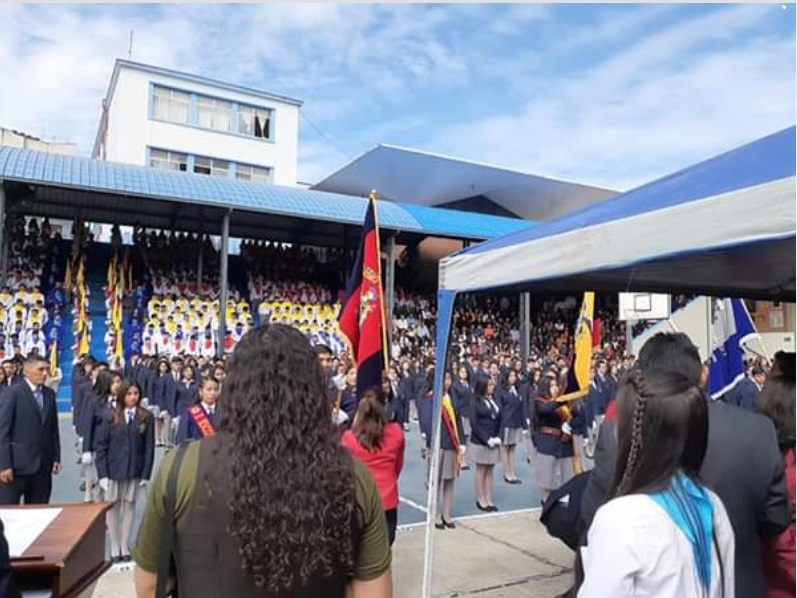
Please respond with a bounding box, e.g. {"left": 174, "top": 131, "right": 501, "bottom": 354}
{"left": 0, "top": 126, "right": 76, "bottom": 155}
{"left": 92, "top": 59, "right": 302, "bottom": 186}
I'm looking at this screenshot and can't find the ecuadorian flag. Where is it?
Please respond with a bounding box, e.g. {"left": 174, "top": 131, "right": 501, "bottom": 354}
{"left": 561, "top": 291, "right": 595, "bottom": 402}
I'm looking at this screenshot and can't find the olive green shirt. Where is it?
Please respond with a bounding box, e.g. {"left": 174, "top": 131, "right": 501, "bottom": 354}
{"left": 132, "top": 441, "right": 391, "bottom": 581}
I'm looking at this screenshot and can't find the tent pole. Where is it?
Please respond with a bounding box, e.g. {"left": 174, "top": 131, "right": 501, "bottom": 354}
{"left": 197, "top": 212, "right": 204, "bottom": 294}
{"left": 625, "top": 318, "right": 634, "bottom": 356}
{"left": 217, "top": 210, "right": 231, "bottom": 358}
{"left": 520, "top": 292, "right": 531, "bottom": 362}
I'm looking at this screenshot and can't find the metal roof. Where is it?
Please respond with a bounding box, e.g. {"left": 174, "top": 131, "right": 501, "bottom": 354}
{"left": 313, "top": 144, "right": 618, "bottom": 221}
{"left": 0, "top": 146, "right": 532, "bottom": 244}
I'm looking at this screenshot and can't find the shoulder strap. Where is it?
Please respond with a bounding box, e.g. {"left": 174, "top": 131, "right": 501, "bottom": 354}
{"left": 156, "top": 442, "right": 190, "bottom": 598}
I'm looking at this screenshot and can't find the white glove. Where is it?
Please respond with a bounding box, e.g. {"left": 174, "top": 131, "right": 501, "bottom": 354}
{"left": 561, "top": 422, "right": 573, "bottom": 436}
{"left": 525, "top": 418, "right": 531, "bottom": 428}
{"left": 522, "top": 429, "right": 530, "bottom": 437}
{"left": 81, "top": 452, "right": 93, "bottom": 465}
{"left": 99, "top": 478, "right": 109, "bottom": 492}
{"left": 138, "top": 480, "right": 148, "bottom": 488}
{"left": 458, "top": 445, "right": 467, "bottom": 455}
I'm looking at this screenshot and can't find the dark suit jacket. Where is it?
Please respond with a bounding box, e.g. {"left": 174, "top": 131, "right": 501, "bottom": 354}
{"left": 158, "top": 374, "right": 180, "bottom": 414}
{"left": 729, "top": 378, "right": 760, "bottom": 411}
{"left": 174, "top": 381, "right": 198, "bottom": 415}
{"left": 175, "top": 405, "right": 217, "bottom": 444}
{"left": 79, "top": 398, "right": 113, "bottom": 453}
{"left": 581, "top": 401, "right": 790, "bottom": 598}
{"left": 0, "top": 518, "right": 21, "bottom": 598}
{"left": 96, "top": 411, "right": 154, "bottom": 481}
{"left": 468, "top": 398, "right": 500, "bottom": 446}
{"left": 498, "top": 387, "right": 527, "bottom": 431}
{"left": 72, "top": 379, "right": 93, "bottom": 433}
{"left": 0, "top": 382, "right": 60, "bottom": 475}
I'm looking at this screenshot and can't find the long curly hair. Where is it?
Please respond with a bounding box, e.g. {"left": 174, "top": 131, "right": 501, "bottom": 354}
{"left": 218, "top": 324, "right": 357, "bottom": 592}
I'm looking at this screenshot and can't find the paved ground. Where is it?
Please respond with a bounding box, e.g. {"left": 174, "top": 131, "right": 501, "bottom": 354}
{"left": 52, "top": 415, "right": 582, "bottom": 597}
{"left": 93, "top": 510, "right": 575, "bottom": 598}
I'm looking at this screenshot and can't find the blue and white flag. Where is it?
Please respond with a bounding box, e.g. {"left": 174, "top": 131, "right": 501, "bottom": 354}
{"left": 708, "top": 298, "right": 759, "bottom": 400}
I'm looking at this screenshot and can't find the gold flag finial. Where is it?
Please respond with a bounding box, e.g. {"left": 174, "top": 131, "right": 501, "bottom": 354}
{"left": 369, "top": 189, "right": 379, "bottom": 201}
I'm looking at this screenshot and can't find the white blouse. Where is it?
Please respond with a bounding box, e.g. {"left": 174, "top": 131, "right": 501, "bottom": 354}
{"left": 579, "top": 491, "right": 735, "bottom": 598}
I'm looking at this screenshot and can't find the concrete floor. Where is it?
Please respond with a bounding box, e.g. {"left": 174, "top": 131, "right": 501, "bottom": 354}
{"left": 93, "top": 510, "right": 575, "bottom": 598}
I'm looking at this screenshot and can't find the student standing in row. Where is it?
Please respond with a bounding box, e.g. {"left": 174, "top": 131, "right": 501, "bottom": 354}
{"left": 79, "top": 370, "right": 121, "bottom": 503}
{"left": 96, "top": 380, "right": 154, "bottom": 563}
{"left": 175, "top": 377, "right": 220, "bottom": 444}
{"left": 469, "top": 378, "right": 501, "bottom": 512}
{"left": 499, "top": 370, "right": 527, "bottom": 484}
{"left": 533, "top": 376, "right": 575, "bottom": 501}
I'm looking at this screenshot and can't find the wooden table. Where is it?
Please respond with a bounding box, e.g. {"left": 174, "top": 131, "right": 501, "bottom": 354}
{"left": 8, "top": 502, "right": 111, "bottom": 598}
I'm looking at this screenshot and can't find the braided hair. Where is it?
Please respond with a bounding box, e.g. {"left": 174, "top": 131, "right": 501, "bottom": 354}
{"left": 616, "top": 368, "right": 649, "bottom": 494}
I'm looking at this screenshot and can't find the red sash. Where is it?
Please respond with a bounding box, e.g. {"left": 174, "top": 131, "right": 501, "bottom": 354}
{"left": 189, "top": 405, "right": 216, "bottom": 437}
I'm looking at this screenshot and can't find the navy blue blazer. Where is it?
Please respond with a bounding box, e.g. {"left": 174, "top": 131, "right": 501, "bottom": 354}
{"left": 71, "top": 378, "right": 92, "bottom": 428}
{"left": 80, "top": 397, "right": 116, "bottom": 453}
{"left": 730, "top": 378, "right": 760, "bottom": 411}
{"left": 174, "top": 381, "right": 198, "bottom": 415}
{"left": 175, "top": 405, "right": 217, "bottom": 444}
{"left": 95, "top": 410, "right": 155, "bottom": 481}
{"left": 417, "top": 392, "right": 464, "bottom": 451}
{"left": 450, "top": 381, "right": 472, "bottom": 416}
{"left": 468, "top": 397, "right": 500, "bottom": 447}
{"left": 498, "top": 386, "right": 528, "bottom": 431}
{"left": 157, "top": 374, "right": 180, "bottom": 414}
{"left": 339, "top": 387, "right": 358, "bottom": 429}
{"left": 0, "top": 382, "right": 60, "bottom": 475}
{"left": 532, "top": 398, "right": 573, "bottom": 459}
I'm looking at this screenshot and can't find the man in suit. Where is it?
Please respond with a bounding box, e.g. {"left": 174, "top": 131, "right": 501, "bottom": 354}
{"left": 1, "top": 360, "right": 19, "bottom": 388}
{"left": 727, "top": 366, "right": 766, "bottom": 411}
{"left": 579, "top": 333, "right": 789, "bottom": 598}
{"left": 0, "top": 355, "right": 62, "bottom": 504}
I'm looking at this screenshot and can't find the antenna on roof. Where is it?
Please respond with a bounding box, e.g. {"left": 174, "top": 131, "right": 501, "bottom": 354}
{"left": 128, "top": 30, "right": 134, "bottom": 60}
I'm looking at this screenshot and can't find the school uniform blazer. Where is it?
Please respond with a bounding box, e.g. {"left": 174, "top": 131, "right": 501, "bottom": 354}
{"left": 174, "top": 405, "right": 217, "bottom": 444}
{"left": 95, "top": 411, "right": 155, "bottom": 482}
{"left": 532, "top": 398, "right": 573, "bottom": 459}
{"left": 174, "top": 381, "right": 198, "bottom": 416}
{"left": 498, "top": 386, "right": 527, "bottom": 432}
{"left": 450, "top": 381, "right": 472, "bottom": 417}
{"left": 71, "top": 377, "right": 92, "bottom": 428}
{"left": 158, "top": 374, "right": 180, "bottom": 414}
{"left": 0, "top": 382, "right": 60, "bottom": 475}
{"left": 339, "top": 387, "right": 358, "bottom": 429}
{"left": 80, "top": 398, "right": 113, "bottom": 453}
{"left": 417, "top": 392, "right": 463, "bottom": 451}
{"left": 468, "top": 398, "right": 500, "bottom": 447}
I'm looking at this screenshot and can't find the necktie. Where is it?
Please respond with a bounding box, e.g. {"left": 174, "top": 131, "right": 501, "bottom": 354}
{"left": 128, "top": 410, "right": 135, "bottom": 425}
{"left": 33, "top": 387, "right": 43, "bottom": 412}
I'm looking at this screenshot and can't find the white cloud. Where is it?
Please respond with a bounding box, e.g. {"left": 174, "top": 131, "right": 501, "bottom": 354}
{"left": 428, "top": 4, "right": 796, "bottom": 190}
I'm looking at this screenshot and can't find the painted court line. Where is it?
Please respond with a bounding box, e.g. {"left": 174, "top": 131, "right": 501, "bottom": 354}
{"left": 399, "top": 496, "right": 429, "bottom": 514}
{"left": 396, "top": 506, "right": 543, "bottom": 531}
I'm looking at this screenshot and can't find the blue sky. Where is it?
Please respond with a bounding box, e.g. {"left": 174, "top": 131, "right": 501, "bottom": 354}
{"left": 0, "top": 3, "right": 794, "bottom": 190}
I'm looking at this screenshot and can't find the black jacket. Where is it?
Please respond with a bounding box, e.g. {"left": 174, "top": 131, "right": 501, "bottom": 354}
{"left": 581, "top": 402, "right": 790, "bottom": 598}
{"left": 96, "top": 411, "right": 155, "bottom": 481}
{"left": 498, "top": 386, "right": 528, "bottom": 431}
{"left": 0, "top": 382, "right": 60, "bottom": 475}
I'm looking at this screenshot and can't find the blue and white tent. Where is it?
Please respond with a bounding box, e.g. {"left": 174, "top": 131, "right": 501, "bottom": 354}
{"left": 421, "top": 126, "right": 796, "bottom": 597}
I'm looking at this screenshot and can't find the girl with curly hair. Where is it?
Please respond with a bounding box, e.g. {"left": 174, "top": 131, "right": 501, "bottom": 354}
{"left": 132, "top": 324, "right": 392, "bottom": 597}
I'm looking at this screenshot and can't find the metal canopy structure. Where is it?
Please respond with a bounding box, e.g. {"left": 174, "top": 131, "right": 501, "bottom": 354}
{"left": 0, "top": 146, "right": 533, "bottom": 249}
{"left": 313, "top": 143, "right": 618, "bottom": 221}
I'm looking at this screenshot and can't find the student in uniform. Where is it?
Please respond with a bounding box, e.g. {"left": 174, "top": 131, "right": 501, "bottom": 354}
{"left": 418, "top": 369, "right": 465, "bottom": 530}
{"left": 152, "top": 359, "right": 171, "bottom": 447}
{"left": 498, "top": 369, "right": 528, "bottom": 484}
{"left": 469, "top": 378, "right": 502, "bottom": 512}
{"left": 96, "top": 380, "right": 155, "bottom": 564}
{"left": 79, "top": 370, "right": 121, "bottom": 503}
{"left": 174, "top": 377, "right": 220, "bottom": 444}
{"left": 172, "top": 366, "right": 199, "bottom": 442}
{"left": 532, "top": 376, "right": 575, "bottom": 501}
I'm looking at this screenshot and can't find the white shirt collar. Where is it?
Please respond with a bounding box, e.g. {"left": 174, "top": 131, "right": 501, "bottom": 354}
{"left": 201, "top": 402, "right": 215, "bottom": 414}
{"left": 25, "top": 378, "right": 40, "bottom": 394}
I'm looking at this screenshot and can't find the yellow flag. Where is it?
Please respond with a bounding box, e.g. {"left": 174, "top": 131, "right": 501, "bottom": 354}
{"left": 78, "top": 329, "right": 89, "bottom": 356}
{"left": 558, "top": 291, "right": 595, "bottom": 403}
{"left": 49, "top": 340, "right": 58, "bottom": 373}
{"left": 64, "top": 259, "right": 73, "bottom": 289}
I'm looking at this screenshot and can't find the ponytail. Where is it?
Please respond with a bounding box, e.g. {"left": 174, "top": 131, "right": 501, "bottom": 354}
{"left": 353, "top": 388, "right": 389, "bottom": 451}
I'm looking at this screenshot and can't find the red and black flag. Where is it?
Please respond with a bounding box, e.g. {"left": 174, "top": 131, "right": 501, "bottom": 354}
{"left": 338, "top": 194, "right": 388, "bottom": 397}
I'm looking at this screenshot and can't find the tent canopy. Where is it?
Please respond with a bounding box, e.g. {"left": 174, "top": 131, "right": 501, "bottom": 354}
{"left": 438, "top": 126, "right": 796, "bottom": 302}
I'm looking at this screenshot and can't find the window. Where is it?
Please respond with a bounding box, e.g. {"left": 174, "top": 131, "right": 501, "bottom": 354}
{"left": 238, "top": 105, "right": 272, "bottom": 139}
{"left": 235, "top": 164, "right": 272, "bottom": 184}
{"left": 152, "top": 86, "right": 190, "bottom": 124}
{"left": 150, "top": 149, "right": 188, "bottom": 172}
{"left": 197, "top": 96, "right": 233, "bottom": 132}
{"left": 194, "top": 155, "right": 229, "bottom": 177}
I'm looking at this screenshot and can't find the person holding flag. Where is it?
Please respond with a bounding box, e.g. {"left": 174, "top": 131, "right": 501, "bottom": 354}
{"left": 337, "top": 193, "right": 388, "bottom": 421}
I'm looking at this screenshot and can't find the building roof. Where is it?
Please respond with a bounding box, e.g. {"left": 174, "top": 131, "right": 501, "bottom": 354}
{"left": 107, "top": 59, "right": 304, "bottom": 107}
{"left": 0, "top": 146, "right": 532, "bottom": 245}
{"left": 313, "top": 144, "right": 618, "bottom": 221}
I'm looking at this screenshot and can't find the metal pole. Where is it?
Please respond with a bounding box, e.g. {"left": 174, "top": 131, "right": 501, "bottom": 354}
{"left": 520, "top": 292, "right": 531, "bottom": 362}
{"left": 384, "top": 233, "right": 396, "bottom": 355}
{"left": 197, "top": 213, "right": 204, "bottom": 293}
{"left": 217, "top": 210, "right": 231, "bottom": 357}
{"left": 625, "top": 318, "right": 634, "bottom": 356}
{"left": 0, "top": 182, "right": 6, "bottom": 283}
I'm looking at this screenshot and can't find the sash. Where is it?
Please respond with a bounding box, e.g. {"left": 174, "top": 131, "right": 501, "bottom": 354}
{"left": 189, "top": 405, "right": 216, "bottom": 437}
{"left": 441, "top": 394, "right": 460, "bottom": 447}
